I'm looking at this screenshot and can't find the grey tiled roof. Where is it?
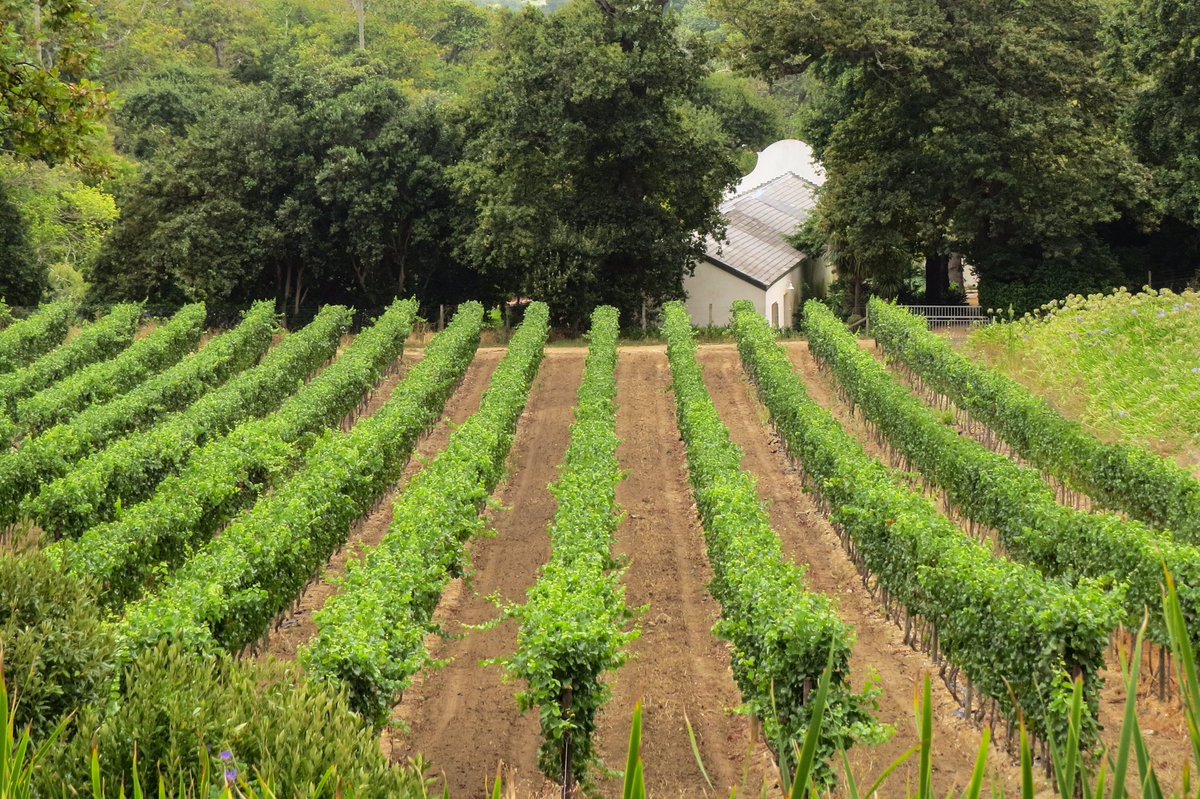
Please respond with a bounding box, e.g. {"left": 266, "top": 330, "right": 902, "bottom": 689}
{"left": 702, "top": 172, "right": 817, "bottom": 289}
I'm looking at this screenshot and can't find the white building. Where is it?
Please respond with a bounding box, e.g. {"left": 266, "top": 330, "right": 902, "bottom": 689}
{"left": 684, "top": 140, "right": 831, "bottom": 329}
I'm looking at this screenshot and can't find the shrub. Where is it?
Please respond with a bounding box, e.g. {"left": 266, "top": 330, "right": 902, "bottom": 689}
{"left": 0, "top": 553, "right": 113, "bottom": 741}
{"left": 37, "top": 642, "right": 423, "bottom": 798}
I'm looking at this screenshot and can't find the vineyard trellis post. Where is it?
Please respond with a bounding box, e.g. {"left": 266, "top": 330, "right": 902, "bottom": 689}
{"left": 561, "top": 685, "right": 574, "bottom": 798}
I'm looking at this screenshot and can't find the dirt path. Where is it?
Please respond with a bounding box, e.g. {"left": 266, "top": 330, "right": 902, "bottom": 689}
{"left": 696, "top": 343, "right": 1029, "bottom": 796}
{"left": 259, "top": 347, "right": 504, "bottom": 661}
{"left": 592, "top": 347, "right": 777, "bottom": 799}
{"left": 786, "top": 341, "right": 1194, "bottom": 794}
{"left": 386, "top": 350, "right": 586, "bottom": 799}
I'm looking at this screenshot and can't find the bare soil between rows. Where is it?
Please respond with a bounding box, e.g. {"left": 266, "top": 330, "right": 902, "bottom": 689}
{"left": 258, "top": 347, "right": 505, "bottom": 661}
{"left": 787, "top": 339, "right": 1194, "bottom": 794}
{"left": 386, "top": 350, "right": 585, "bottom": 799}
{"left": 698, "top": 344, "right": 1029, "bottom": 796}
{"left": 592, "top": 347, "right": 777, "bottom": 799}
{"left": 243, "top": 335, "right": 1196, "bottom": 796}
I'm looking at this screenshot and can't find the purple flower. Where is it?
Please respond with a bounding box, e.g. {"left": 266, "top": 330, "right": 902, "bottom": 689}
{"left": 219, "top": 751, "right": 233, "bottom": 762}
{"left": 225, "top": 769, "right": 239, "bottom": 783}
{"left": 1158, "top": 310, "right": 1166, "bottom": 318}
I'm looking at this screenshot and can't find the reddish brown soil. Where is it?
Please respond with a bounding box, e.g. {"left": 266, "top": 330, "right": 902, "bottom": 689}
{"left": 787, "top": 340, "right": 1196, "bottom": 794}
{"left": 592, "top": 347, "right": 778, "bottom": 799}
{"left": 259, "top": 347, "right": 504, "bottom": 661}
{"left": 696, "top": 343, "right": 1029, "bottom": 795}
{"left": 385, "top": 350, "right": 586, "bottom": 799}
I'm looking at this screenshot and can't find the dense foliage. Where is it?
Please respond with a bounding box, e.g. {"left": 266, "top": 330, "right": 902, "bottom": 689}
{"left": 505, "top": 306, "right": 634, "bottom": 784}
{"left": 454, "top": 0, "right": 739, "bottom": 327}
{"left": 0, "top": 303, "right": 140, "bottom": 410}
{"left": 970, "top": 287, "right": 1200, "bottom": 466}
{"left": 0, "top": 303, "right": 141, "bottom": 443}
{"left": 712, "top": 0, "right": 1170, "bottom": 313}
{"left": 118, "top": 303, "right": 486, "bottom": 657}
{"left": 733, "top": 300, "right": 1121, "bottom": 747}
{"left": 0, "top": 553, "right": 114, "bottom": 741}
{"left": 29, "top": 305, "right": 351, "bottom": 538}
{"left": 808, "top": 299, "right": 1200, "bottom": 652}
{"left": 0, "top": 0, "right": 110, "bottom": 163}
{"left": 663, "top": 301, "right": 879, "bottom": 778}
{"left": 0, "top": 181, "right": 45, "bottom": 305}
{"left": 61, "top": 299, "right": 418, "bottom": 611}
{"left": 36, "top": 642, "right": 424, "bottom": 798}
{"left": 303, "top": 303, "right": 549, "bottom": 725}
{"left": 0, "top": 301, "right": 276, "bottom": 527}
{"left": 14, "top": 303, "right": 205, "bottom": 437}
{"left": 1123, "top": 0, "right": 1200, "bottom": 231}
{"left": 0, "top": 299, "right": 74, "bottom": 374}
{"left": 91, "top": 59, "right": 469, "bottom": 313}
{"left": 871, "top": 298, "right": 1200, "bottom": 542}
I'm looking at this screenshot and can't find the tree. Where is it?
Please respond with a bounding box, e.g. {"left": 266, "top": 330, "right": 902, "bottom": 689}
{"left": 454, "top": 0, "right": 739, "bottom": 328}
{"left": 0, "top": 180, "right": 44, "bottom": 304}
{"left": 1, "top": 0, "right": 110, "bottom": 164}
{"left": 713, "top": 0, "right": 1149, "bottom": 313}
{"left": 693, "top": 72, "right": 785, "bottom": 172}
{"left": 0, "top": 156, "right": 118, "bottom": 302}
{"left": 1123, "top": 0, "right": 1200, "bottom": 230}
{"left": 92, "top": 55, "right": 470, "bottom": 313}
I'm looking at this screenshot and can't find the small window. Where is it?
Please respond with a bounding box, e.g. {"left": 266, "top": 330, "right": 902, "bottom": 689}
{"left": 771, "top": 302, "right": 780, "bottom": 328}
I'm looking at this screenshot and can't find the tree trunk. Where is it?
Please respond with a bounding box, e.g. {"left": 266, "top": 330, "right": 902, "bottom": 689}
{"left": 924, "top": 253, "right": 950, "bottom": 305}
{"left": 281, "top": 263, "right": 292, "bottom": 315}
{"left": 948, "top": 252, "right": 964, "bottom": 291}
{"left": 353, "top": 0, "right": 365, "bottom": 50}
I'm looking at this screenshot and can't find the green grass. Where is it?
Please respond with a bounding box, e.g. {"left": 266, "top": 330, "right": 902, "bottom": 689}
{"left": 969, "top": 287, "right": 1200, "bottom": 470}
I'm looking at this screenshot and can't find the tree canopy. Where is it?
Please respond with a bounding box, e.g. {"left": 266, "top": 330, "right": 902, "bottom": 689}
{"left": 453, "top": 0, "right": 740, "bottom": 327}
{"left": 91, "top": 55, "right": 469, "bottom": 314}
{"left": 713, "top": 0, "right": 1157, "bottom": 313}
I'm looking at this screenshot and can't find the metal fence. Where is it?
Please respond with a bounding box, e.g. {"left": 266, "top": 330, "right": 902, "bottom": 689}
{"left": 883, "top": 304, "right": 994, "bottom": 330}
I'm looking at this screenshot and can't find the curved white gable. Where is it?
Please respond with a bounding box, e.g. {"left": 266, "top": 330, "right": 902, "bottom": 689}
{"left": 734, "top": 139, "right": 825, "bottom": 197}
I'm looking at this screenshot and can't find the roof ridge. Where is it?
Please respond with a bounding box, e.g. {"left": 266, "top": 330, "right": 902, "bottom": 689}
{"left": 727, "top": 170, "right": 799, "bottom": 202}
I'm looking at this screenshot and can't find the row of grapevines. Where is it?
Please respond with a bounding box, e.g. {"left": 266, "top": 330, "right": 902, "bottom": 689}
{"left": 0, "top": 304, "right": 143, "bottom": 445}
{"left": 732, "top": 300, "right": 1121, "bottom": 748}
{"left": 117, "top": 302, "right": 487, "bottom": 661}
{"left": 0, "top": 301, "right": 277, "bottom": 528}
{"left": 809, "top": 300, "right": 1200, "bottom": 648}
{"left": 869, "top": 298, "right": 1200, "bottom": 543}
{"left": 0, "top": 303, "right": 142, "bottom": 416}
{"left": 301, "top": 303, "right": 551, "bottom": 727}
{"left": 0, "top": 300, "right": 75, "bottom": 375}
{"left": 663, "top": 301, "right": 877, "bottom": 777}
{"left": 29, "top": 304, "right": 353, "bottom": 538}
{"left": 505, "top": 306, "right": 634, "bottom": 785}
{"left": 14, "top": 304, "right": 207, "bottom": 438}
{"left": 61, "top": 299, "right": 418, "bottom": 611}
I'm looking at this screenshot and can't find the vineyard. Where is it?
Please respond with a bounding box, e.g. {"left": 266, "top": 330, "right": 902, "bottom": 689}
{"left": 4, "top": 294, "right": 1200, "bottom": 797}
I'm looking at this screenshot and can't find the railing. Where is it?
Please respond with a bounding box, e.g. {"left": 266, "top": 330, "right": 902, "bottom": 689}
{"left": 882, "top": 304, "right": 993, "bottom": 330}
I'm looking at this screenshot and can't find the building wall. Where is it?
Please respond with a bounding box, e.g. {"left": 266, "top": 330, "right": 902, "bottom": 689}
{"left": 684, "top": 261, "right": 765, "bottom": 327}
{"left": 765, "top": 266, "right": 803, "bottom": 328}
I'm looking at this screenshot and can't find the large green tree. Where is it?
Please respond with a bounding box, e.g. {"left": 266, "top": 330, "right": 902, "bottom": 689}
{"left": 1118, "top": 0, "right": 1200, "bottom": 230}
{"left": 1, "top": 0, "right": 110, "bottom": 164}
{"left": 92, "top": 55, "right": 470, "bottom": 313}
{"left": 713, "top": 0, "right": 1148, "bottom": 313}
{"left": 454, "top": 0, "right": 740, "bottom": 327}
{"left": 0, "top": 180, "right": 43, "bottom": 304}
